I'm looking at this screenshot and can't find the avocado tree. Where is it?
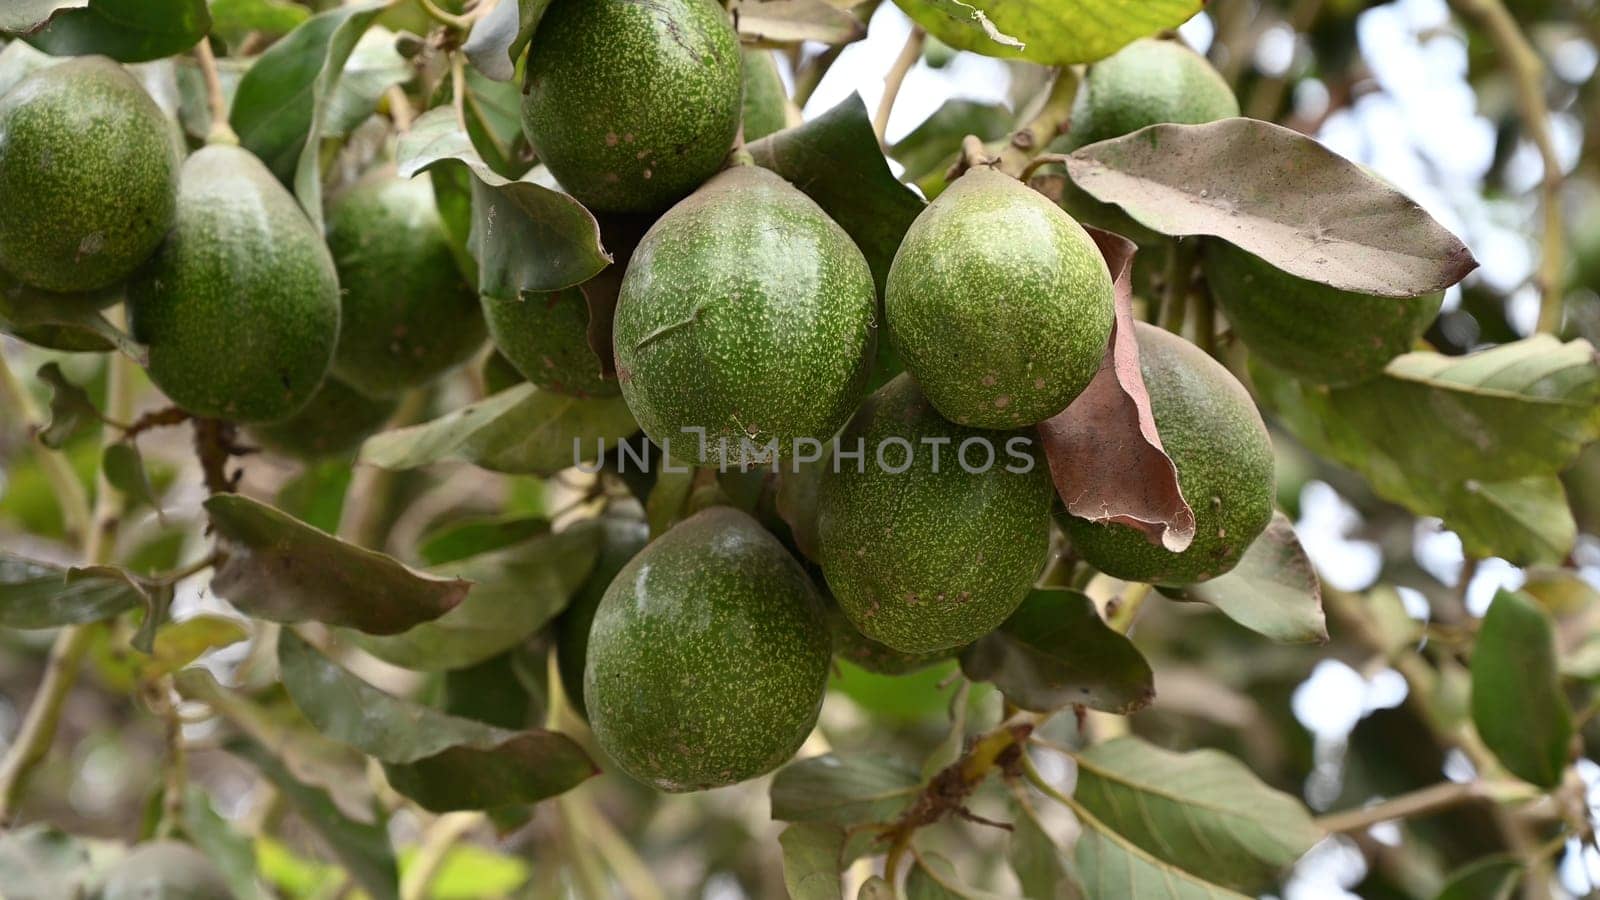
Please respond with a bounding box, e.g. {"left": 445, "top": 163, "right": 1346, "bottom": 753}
{"left": 0, "top": 0, "right": 1597, "bottom": 897}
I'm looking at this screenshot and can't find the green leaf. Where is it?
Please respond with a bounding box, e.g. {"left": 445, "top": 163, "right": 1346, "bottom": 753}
{"left": 397, "top": 106, "right": 610, "bottom": 297}
{"left": 223, "top": 732, "right": 400, "bottom": 900}
{"left": 462, "top": 67, "right": 530, "bottom": 178}
{"left": 748, "top": 94, "right": 926, "bottom": 295}
{"left": 274, "top": 459, "right": 352, "bottom": 535}
{"left": 770, "top": 753, "right": 923, "bottom": 825}
{"left": 1072, "top": 736, "right": 1322, "bottom": 892}
{"left": 1071, "top": 806, "right": 1249, "bottom": 900}
{"left": 21, "top": 0, "right": 211, "bottom": 63}
{"left": 0, "top": 2, "right": 82, "bottom": 34}
{"left": 323, "top": 26, "right": 409, "bottom": 138}
{"left": 780, "top": 823, "right": 846, "bottom": 900}
{"left": 1180, "top": 512, "right": 1327, "bottom": 643}
{"left": 182, "top": 787, "right": 266, "bottom": 900}
{"left": 461, "top": 0, "right": 550, "bottom": 81}
{"left": 353, "top": 520, "right": 602, "bottom": 671}
{"left": 1009, "top": 790, "right": 1083, "bottom": 900}
{"left": 906, "top": 851, "right": 1009, "bottom": 899}
{"left": 0, "top": 278, "right": 138, "bottom": 357}
{"left": 278, "top": 631, "right": 598, "bottom": 811}
{"left": 1066, "top": 119, "right": 1478, "bottom": 296}
{"left": 893, "top": 0, "right": 1199, "bottom": 65}
{"left": 732, "top": 0, "right": 866, "bottom": 45}
{"left": 204, "top": 494, "right": 469, "bottom": 635}
{"left": 1435, "top": 854, "right": 1523, "bottom": 900}
{"left": 208, "top": 0, "right": 309, "bottom": 48}
{"left": 143, "top": 615, "right": 248, "bottom": 677}
{"left": 418, "top": 514, "right": 551, "bottom": 566}
{"left": 889, "top": 99, "right": 1013, "bottom": 186}
{"left": 36, "top": 362, "right": 100, "bottom": 449}
{"left": 358, "top": 382, "right": 637, "bottom": 476}
{"left": 103, "top": 443, "right": 163, "bottom": 520}
{"left": 0, "top": 554, "right": 143, "bottom": 628}
{"left": 77, "top": 562, "right": 176, "bottom": 653}
{"left": 229, "top": 1, "right": 388, "bottom": 230}
{"left": 961, "top": 588, "right": 1154, "bottom": 714}
{"left": 1471, "top": 590, "right": 1572, "bottom": 788}
{"left": 0, "top": 825, "right": 96, "bottom": 900}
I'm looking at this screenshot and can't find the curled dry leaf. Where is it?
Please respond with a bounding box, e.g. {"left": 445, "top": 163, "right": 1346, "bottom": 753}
{"left": 1038, "top": 226, "right": 1195, "bottom": 552}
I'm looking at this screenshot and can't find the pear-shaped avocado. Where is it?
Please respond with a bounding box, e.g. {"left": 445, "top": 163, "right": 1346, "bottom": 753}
{"left": 885, "top": 168, "right": 1113, "bottom": 429}
{"left": 520, "top": 0, "right": 741, "bottom": 213}
{"left": 248, "top": 376, "right": 398, "bottom": 461}
{"left": 742, "top": 48, "right": 791, "bottom": 142}
{"left": 127, "top": 144, "right": 340, "bottom": 424}
{"left": 0, "top": 56, "right": 179, "bottom": 293}
{"left": 1204, "top": 241, "right": 1444, "bottom": 386}
{"left": 584, "top": 506, "right": 830, "bottom": 791}
{"left": 614, "top": 166, "right": 877, "bottom": 466}
{"left": 1057, "top": 38, "right": 1239, "bottom": 152}
{"left": 326, "top": 173, "right": 485, "bottom": 396}
{"left": 817, "top": 374, "right": 1054, "bottom": 654}
{"left": 484, "top": 287, "right": 618, "bottom": 397}
{"left": 1062, "top": 323, "right": 1274, "bottom": 585}
{"left": 98, "top": 841, "right": 233, "bottom": 900}
{"left": 555, "top": 515, "right": 651, "bottom": 720}
{"left": 824, "top": 594, "right": 956, "bottom": 675}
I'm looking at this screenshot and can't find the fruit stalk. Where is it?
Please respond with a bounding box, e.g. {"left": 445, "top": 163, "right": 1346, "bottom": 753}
{"left": 874, "top": 25, "right": 926, "bottom": 145}
{"left": 192, "top": 37, "right": 238, "bottom": 146}
{"left": 995, "top": 68, "right": 1080, "bottom": 178}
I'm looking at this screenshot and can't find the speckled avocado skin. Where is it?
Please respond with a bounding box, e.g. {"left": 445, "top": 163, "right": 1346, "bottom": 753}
{"left": 327, "top": 173, "right": 485, "bottom": 396}
{"left": 741, "top": 47, "right": 789, "bottom": 142}
{"left": 249, "top": 376, "right": 397, "bottom": 461}
{"left": 1204, "top": 241, "right": 1444, "bottom": 386}
{"left": 521, "top": 0, "right": 742, "bottom": 213}
{"left": 485, "top": 287, "right": 618, "bottom": 397}
{"left": 886, "top": 168, "right": 1114, "bottom": 429}
{"left": 1058, "top": 38, "right": 1239, "bottom": 152}
{"left": 556, "top": 516, "right": 651, "bottom": 720}
{"left": 98, "top": 841, "right": 233, "bottom": 900}
{"left": 1063, "top": 323, "right": 1275, "bottom": 585}
{"left": 824, "top": 594, "right": 955, "bottom": 675}
{"left": 0, "top": 56, "right": 179, "bottom": 293}
{"left": 584, "top": 506, "right": 831, "bottom": 792}
{"left": 127, "top": 145, "right": 340, "bottom": 424}
{"left": 614, "top": 166, "right": 877, "bottom": 466}
{"left": 817, "top": 374, "right": 1054, "bottom": 654}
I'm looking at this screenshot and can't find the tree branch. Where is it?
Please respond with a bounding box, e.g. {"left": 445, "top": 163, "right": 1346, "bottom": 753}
{"left": 874, "top": 26, "right": 925, "bottom": 146}
{"left": 1315, "top": 780, "right": 1480, "bottom": 834}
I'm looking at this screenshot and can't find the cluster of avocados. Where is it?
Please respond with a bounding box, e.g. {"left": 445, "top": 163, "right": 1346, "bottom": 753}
{"left": 0, "top": 0, "right": 1448, "bottom": 800}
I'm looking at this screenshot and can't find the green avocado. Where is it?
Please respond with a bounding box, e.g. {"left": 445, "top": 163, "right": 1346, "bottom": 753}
{"left": 1058, "top": 38, "right": 1239, "bottom": 152}
{"left": 0, "top": 56, "right": 179, "bottom": 293}
{"left": 614, "top": 165, "right": 877, "bottom": 466}
{"left": 521, "top": 0, "right": 742, "bottom": 213}
{"left": 555, "top": 515, "right": 651, "bottom": 720}
{"left": 824, "top": 594, "right": 955, "bottom": 675}
{"left": 1204, "top": 241, "right": 1444, "bottom": 386}
{"left": 97, "top": 841, "right": 233, "bottom": 900}
{"left": 484, "top": 287, "right": 617, "bottom": 397}
{"left": 584, "top": 506, "right": 831, "bottom": 791}
{"left": 1062, "top": 323, "right": 1275, "bottom": 585}
{"left": 741, "top": 47, "right": 790, "bottom": 142}
{"left": 817, "top": 374, "right": 1054, "bottom": 654}
{"left": 127, "top": 144, "right": 340, "bottom": 424}
{"left": 326, "top": 173, "right": 485, "bottom": 396}
{"left": 248, "top": 376, "right": 398, "bottom": 461}
{"left": 886, "top": 167, "right": 1113, "bottom": 429}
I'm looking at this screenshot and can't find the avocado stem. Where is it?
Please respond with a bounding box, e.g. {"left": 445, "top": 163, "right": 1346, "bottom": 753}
{"left": 192, "top": 38, "right": 239, "bottom": 146}
{"left": 874, "top": 25, "right": 926, "bottom": 148}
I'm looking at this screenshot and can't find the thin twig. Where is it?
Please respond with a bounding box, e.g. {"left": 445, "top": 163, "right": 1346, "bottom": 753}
{"left": 1107, "top": 582, "right": 1152, "bottom": 634}
{"left": 192, "top": 37, "right": 238, "bottom": 146}
{"left": 1316, "top": 781, "right": 1480, "bottom": 834}
{"left": 386, "top": 85, "right": 415, "bottom": 134}
{"left": 419, "top": 0, "right": 474, "bottom": 31}
{"left": 399, "top": 812, "right": 483, "bottom": 900}
{"left": 874, "top": 26, "right": 925, "bottom": 146}
{"left": 1018, "top": 152, "right": 1073, "bottom": 183}
{"left": 0, "top": 351, "right": 91, "bottom": 541}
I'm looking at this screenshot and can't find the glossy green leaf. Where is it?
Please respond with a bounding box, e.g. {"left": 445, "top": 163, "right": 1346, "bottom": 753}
{"left": 0, "top": 554, "right": 143, "bottom": 628}
{"left": 770, "top": 753, "right": 923, "bottom": 825}
{"left": 1072, "top": 737, "right": 1322, "bottom": 892}
{"left": 1009, "top": 789, "right": 1082, "bottom": 900}
{"left": 208, "top": 0, "right": 309, "bottom": 48}
{"left": 780, "top": 823, "right": 846, "bottom": 900}
{"left": 906, "top": 852, "right": 1009, "bottom": 899}
{"left": 204, "top": 494, "right": 469, "bottom": 635}
{"left": 1435, "top": 854, "right": 1523, "bottom": 900}
{"left": 21, "top": 0, "right": 210, "bottom": 63}
{"left": 418, "top": 514, "right": 551, "bottom": 566}
{"left": 1471, "top": 590, "right": 1572, "bottom": 788}
{"left": 748, "top": 94, "right": 926, "bottom": 294}
{"left": 278, "top": 631, "right": 597, "bottom": 811}
{"left": 890, "top": 99, "right": 1013, "bottom": 186}
{"left": 1067, "top": 120, "right": 1478, "bottom": 296}
{"left": 961, "top": 589, "right": 1154, "bottom": 714}
{"left": 36, "top": 362, "right": 99, "bottom": 449}
{"left": 358, "top": 382, "right": 637, "bottom": 476}
{"left": 1181, "top": 512, "right": 1327, "bottom": 643}
{"left": 733, "top": 0, "right": 866, "bottom": 45}
{"left": 103, "top": 443, "right": 162, "bottom": 519}
{"left": 893, "top": 0, "right": 1199, "bottom": 65}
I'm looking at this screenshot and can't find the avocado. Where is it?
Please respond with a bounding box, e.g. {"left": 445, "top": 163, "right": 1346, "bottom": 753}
{"left": 824, "top": 594, "right": 955, "bottom": 675}
{"left": 520, "top": 0, "right": 742, "bottom": 213}
{"left": 0, "top": 56, "right": 179, "bottom": 293}
{"left": 584, "top": 506, "right": 831, "bottom": 791}
{"left": 248, "top": 376, "right": 398, "bottom": 461}
{"left": 1204, "top": 241, "right": 1444, "bottom": 386}
{"left": 484, "top": 287, "right": 617, "bottom": 397}
{"left": 741, "top": 47, "right": 790, "bottom": 142}
{"left": 555, "top": 515, "right": 651, "bottom": 720}
{"left": 816, "top": 374, "right": 1054, "bottom": 653}
{"left": 1058, "top": 38, "right": 1239, "bottom": 152}
{"left": 127, "top": 144, "right": 340, "bottom": 424}
{"left": 614, "top": 165, "right": 877, "bottom": 466}
{"left": 97, "top": 841, "right": 233, "bottom": 900}
{"left": 1062, "top": 323, "right": 1275, "bottom": 585}
{"left": 885, "top": 167, "right": 1114, "bottom": 429}
{"left": 326, "top": 173, "right": 485, "bottom": 396}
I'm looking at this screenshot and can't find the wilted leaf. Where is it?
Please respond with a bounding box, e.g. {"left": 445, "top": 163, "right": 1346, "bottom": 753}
{"left": 354, "top": 521, "right": 601, "bottom": 671}
{"left": 1072, "top": 737, "right": 1323, "bottom": 892}
{"left": 204, "top": 494, "right": 469, "bottom": 635}
{"left": 906, "top": 851, "right": 1010, "bottom": 899}
{"left": 1009, "top": 789, "right": 1082, "bottom": 900}
{"left": 144, "top": 615, "right": 248, "bottom": 678}
{"left": 893, "top": 0, "right": 1200, "bottom": 65}
{"left": 182, "top": 787, "right": 265, "bottom": 900}
{"left": 278, "top": 631, "right": 597, "bottom": 811}
{"left": 0, "top": 554, "right": 143, "bottom": 628}
{"left": 1040, "top": 228, "right": 1193, "bottom": 552}
{"left": 780, "top": 823, "right": 846, "bottom": 900}
{"left": 0, "top": 270, "right": 138, "bottom": 358}
{"left": 103, "top": 443, "right": 163, "bottom": 520}
{"left": 1066, "top": 120, "right": 1478, "bottom": 296}
{"left": 961, "top": 589, "right": 1154, "bottom": 713}
{"left": 770, "top": 754, "right": 923, "bottom": 825}
{"left": 323, "top": 26, "right": 410, "bottom": 138}
{"left": 36, "top": 362, "right": 100, "bottom": 449}
{"left": 733, "top": 0, "right": 866, "bottom": 45}
{"left": 1181, "top": 512, "right": 1327, "bottom": 643}
{"left": 22, "top": 0, "right": 210, "bottom": 63}
{"left": 890, "top": 100, "right": 1014, "bottom": 187}
{"left": 1471, "top": 590, "right": 1572, "bottom": 788}
{"left": 1435, "top": 854, "right": 1523, "bottom": 900}
{"left": 462, "top": 0, "right": 551, "bottom": 81}
{"left": 748, "top": 94, "right": 926, "bottom": 294}
{"left": 358, "top": 382, "right": 637, "bottom": 476}
{"left": 0, "top": 825, "right": 95, "bottom": 900}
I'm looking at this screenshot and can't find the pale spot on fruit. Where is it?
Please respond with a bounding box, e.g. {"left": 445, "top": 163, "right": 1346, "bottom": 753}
{"left": 994, "top": 395, "right": 1011, "bottom": 409}
{"left": 1034, "top": 377, "right": 1046, "bottom": 390}
{"left": 981, "top": 374, "right": 997, "bottom": 387}
{"left": 605, "top": 132, "right": 619, "bottom": 146}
